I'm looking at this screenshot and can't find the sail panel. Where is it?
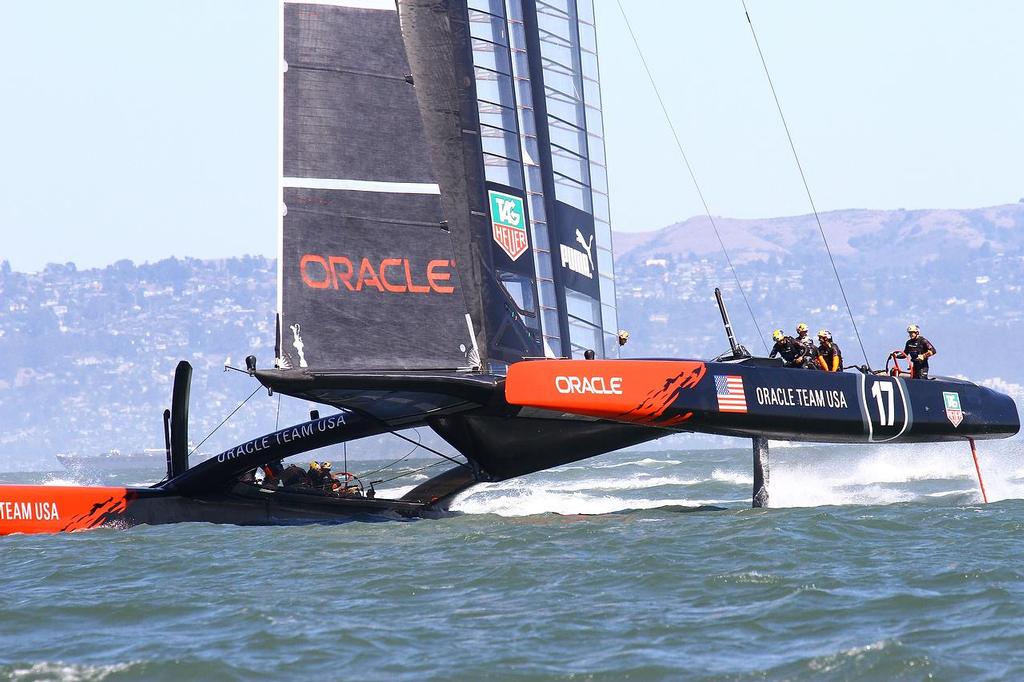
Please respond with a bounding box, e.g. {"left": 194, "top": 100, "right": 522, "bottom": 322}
{"left": 280, "top": 187, "right": 473, "bottom": 370}
{"left": 280, "top": 1, "right": 475, "bottom": 371}
{"left": 283, "top": 2, "right": 433, "bottom": 184}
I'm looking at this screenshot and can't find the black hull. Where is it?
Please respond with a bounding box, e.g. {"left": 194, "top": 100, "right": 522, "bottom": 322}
{"left": 126, "top": 486, "right": 430, "bottom": 527}
{"left": 506, "top": 359, "right": 1020, "bottom": 444}
{"left": 0, "top": 483, "right": 434, "bottom": 535}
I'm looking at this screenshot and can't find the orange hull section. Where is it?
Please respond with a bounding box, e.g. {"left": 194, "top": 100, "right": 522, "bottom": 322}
{"left": 0, "top": 486, "right": 132, "bottom": 535}
{"left": 506, "top": 359, "right": 707, "bottom": 427}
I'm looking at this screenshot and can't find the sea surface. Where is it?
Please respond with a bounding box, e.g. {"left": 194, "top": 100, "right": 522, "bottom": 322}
{"left": 2, "top": 440, "right": 1024, "bottom": 681}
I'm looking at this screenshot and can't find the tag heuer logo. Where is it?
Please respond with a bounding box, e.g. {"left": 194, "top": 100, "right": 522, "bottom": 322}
{"left": 488, "top": 190, "right": 528, "bottom": 261}
{"left": 943, "top": 391, "right": 963, "bottom": 428}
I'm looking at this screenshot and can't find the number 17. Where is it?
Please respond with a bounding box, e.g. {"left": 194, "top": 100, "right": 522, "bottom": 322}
{"left": 871, "top": 381, "right": 895, "bottom": 426}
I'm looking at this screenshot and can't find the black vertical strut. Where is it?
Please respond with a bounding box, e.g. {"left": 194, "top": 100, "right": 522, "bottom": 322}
{"left": 752, "top": 436, "right": 769, "bottom": 508}
{"left": 169, "top": 361, "right": 193, "bottom": 478}
{"left": 163, "top": 408, "right": 173, "bottom": 481}
{"left": 715, "top": 288, "right": 740, "bottom": 358}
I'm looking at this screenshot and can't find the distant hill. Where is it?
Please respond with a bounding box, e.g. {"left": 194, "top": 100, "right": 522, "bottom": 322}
{"left": 614, "top": 203, "right": 1024, "bottom": 266}
{"left": 1, "top": 202, "right": 1021, "bottom": 466}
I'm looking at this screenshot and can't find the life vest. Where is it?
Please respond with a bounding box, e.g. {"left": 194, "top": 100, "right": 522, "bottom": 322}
{"left": 817, "top": 344, "right": 841, "bottom": 372}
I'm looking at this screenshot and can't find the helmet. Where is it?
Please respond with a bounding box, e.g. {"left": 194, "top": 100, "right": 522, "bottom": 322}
{"left": 617, "top": 329, "right": 630, "bottom": 346}
{"left": 796, "top": 323, "right": 808, "bottom": 333}
{"left": 907, "top": 324, "right": 920, "bottom": 334}
{"left": 772, "top": 329, "right": 784, "bottom": 342}
{"left": 321, "top": 461, "right": 332, "bottom": 470}
{"left": 817, "top": 329, "right": 831, "bottom": 340}
{"left": 309, "top": 461, "right": 320, "bottom": 470}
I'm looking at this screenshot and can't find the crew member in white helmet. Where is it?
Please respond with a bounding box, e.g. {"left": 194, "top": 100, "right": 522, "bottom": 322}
{"left": 895, "top": 324, "right": 936, "bottom": 379}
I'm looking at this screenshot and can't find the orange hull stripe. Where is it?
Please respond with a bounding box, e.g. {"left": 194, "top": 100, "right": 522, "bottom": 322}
{"left": 506, "top": 360, "right": 706, "bottom": 426}
{"left": 0, "top": 486, "right": 131, "bottom": 536}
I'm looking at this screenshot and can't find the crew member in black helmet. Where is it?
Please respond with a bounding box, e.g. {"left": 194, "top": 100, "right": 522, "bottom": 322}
{"left": 895, "top": 324, "right": 936, "bottom": 379}
{"left": 769, "top": 329, "right": 807, "bottom": 368}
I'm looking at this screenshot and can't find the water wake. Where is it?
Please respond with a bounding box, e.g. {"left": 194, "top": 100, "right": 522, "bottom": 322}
{"left": 448, "top": 440, "right": 1024, "bottom": 516}
{"left": 450, "top": 481, "right": 713, "bottom": 517}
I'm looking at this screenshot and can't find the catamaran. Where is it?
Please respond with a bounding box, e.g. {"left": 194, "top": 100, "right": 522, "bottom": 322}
{"left": 0, "top": 0, "right": 1016, "bottom": 534}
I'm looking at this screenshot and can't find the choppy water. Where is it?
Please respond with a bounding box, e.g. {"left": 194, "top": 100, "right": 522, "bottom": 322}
{"left": 2, "top": 440, "right": 1024, "bottom": 680}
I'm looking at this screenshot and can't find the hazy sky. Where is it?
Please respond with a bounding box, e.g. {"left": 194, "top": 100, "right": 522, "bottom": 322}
{"left": 2, "top": 1, "right": 1022, "bottom": 271}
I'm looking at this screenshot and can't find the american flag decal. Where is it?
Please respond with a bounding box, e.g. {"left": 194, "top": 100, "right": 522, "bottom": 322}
{"left": 715, "top": 375, "right": 747, "bottom": 413}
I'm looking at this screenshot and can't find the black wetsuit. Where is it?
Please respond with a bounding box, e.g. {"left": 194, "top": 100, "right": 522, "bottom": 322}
{"left": 307, "top": 467, "right": 329, "bottom": 490}
{"left": 816, "top": 341, "right": 843, "bottom": 372}
{"left": 280, "top": 464, "right": 307, "bottom": 487}
{"left": 796, "top": 334, "right": 818, "bottom": 369}
{"left": 770, "top": 337, "right": 807, "bottom": 368}
{"left": 904, "top": 335, "right": 936, "bottom": 379}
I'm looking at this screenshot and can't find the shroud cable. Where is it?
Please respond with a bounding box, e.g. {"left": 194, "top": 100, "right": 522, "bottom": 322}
{"left": 740, "top": 0, "right": 872, "bottom": 369}
{"left": 616, "top": 0, "right": 770, "bottom": 354}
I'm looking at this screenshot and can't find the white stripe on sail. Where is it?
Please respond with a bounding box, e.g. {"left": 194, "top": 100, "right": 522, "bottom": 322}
{"left": 284, "top": 0, "right": 396, "bottom": 10}
{"left": 282, "top": 177, "right": 441, "bottom": 195}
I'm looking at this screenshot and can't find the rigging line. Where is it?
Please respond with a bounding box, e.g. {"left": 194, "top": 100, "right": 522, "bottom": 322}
{"left": 740, "top": 0, "right": 872, "bottom": 369}
{"left": 388, "top": 429, "right": 472, "bottom": 471}
{"left": 274, "top": 392, "right": 282, "bottom": 431}
{"left": 375, "top": 458, "right": 451, "bottom": 485}
{"left": 358, "top": 428, "right": 426, "bottom": 479}
{"left": 616, "top": 0, "right": 769, "bottom": 354}
{"left": 189, "top": 386, "right": 262, "bottom": 456}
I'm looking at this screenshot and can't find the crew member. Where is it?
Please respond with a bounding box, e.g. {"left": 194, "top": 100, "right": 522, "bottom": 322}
{"left": 322, "top": 461, "right": 362, "bottom": 496}
{"left": 319, "top": 461, "right": 339, "bottom": 492}
{"left": 895, "top": 324, "right": 936, "bottom": 379}
{"left": 815, "top": 330, "right": 842, "bottom": 372}
{"left": 617, "top": 329, "right": 630, "bottom": 346}
{"left": 261, "top": 459, "right": 285, "bottom": 488}
{"left": 280, "top": 463, "right": 308, "bottom": 487}
{"left": 307, "top": 460, "right": 327, "bottom": 489}
{"left": 769, "top": 329, "right": 807, "bottom": 368}
{"left": 795, "top": 323, "right": 818, "bottom": 367}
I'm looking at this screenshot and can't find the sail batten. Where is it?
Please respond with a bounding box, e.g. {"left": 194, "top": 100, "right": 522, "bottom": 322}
{"left": 282, "top": 177, "right": 441, "bottom": 194}
{"left": 287, "top": 0, "right": 397, "bottom": 11}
